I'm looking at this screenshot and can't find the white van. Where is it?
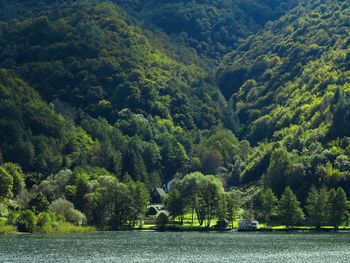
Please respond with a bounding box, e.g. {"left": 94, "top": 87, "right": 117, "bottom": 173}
{"left": 238, "top": 219, "right": 259, "bottom": 230}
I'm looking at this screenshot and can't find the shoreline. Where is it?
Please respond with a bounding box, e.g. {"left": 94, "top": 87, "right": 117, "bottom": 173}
{"left": 2, "top": 226, "right": 350, "bottom": 235}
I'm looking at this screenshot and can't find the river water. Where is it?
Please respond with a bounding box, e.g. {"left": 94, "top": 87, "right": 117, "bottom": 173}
{"left": 1, "top": 231, "right": 350, "bottom": 262}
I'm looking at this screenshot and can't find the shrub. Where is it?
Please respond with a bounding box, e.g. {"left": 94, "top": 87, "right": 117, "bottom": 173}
{"left": 156, "top": 212, "right": 169, "bottom": 229}
{"left": 16, "top": 210, "right": 37, "bottom": 233}
{"left": 37, "top": 212, "right": 54, "bottom": 228}
{"left": 65, "top": 208, "right": 87, "bottom": 226}
{"left": 50, "top": 198, "right": 87, "bottom": 225}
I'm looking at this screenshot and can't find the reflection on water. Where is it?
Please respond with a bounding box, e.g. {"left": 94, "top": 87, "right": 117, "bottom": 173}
{"left": 0, "top": 232, "right": 350, "bottom": 262}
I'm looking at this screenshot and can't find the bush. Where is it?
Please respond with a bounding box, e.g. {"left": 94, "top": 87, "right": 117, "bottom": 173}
{"left": 37, "top": 212, "right": 54, "bottom": 228}
{"left": 0, "top": 203, "right": 9, "bottom": 217}
{"left": 50, "top": 198, "right": 74, "bottom": 215}
{"left": 65, "top": 208, "right": 87, "bottom": 226}
{"left": 156, "top": 212, "right": 169, "bottom": 229}
{"left": 16, "top": 210, "right": 37, "bottom": 233}
{"left": 7, "top": 210, "right": 19, "bottom": 225}
{"left": 50, "top": 198, "right": 87, "bottom": 225}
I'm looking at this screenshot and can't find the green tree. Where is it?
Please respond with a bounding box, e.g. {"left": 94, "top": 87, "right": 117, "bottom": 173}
{"left": 16, "top": 210, "right": 37, "bottom": 233}
{"left": 200, "top": 175, "right": 225, "bottom": 227}
{"left": 278, "top": 187, "right": 304, "bottom": 228}
{"left": 166, "top": 186, "right": 186, "bottom": 225}
{"left": 260, "top": 188, "right": 278, "bottom": 227}
{"left": 2, "top": 163, "right": 25, "bottom": 196}
{"left": 156, "top": 212, "right": 169, "bottom": 230}
{"left": 50, "top": 198, "right": 87, "bottom": 226}
{"left": 180, "top": 172, "right": 224, "bottom": 227}
{"left": 180, "top": 173, "right": 199, "bottom": 226}
{"left": 128, "top": 181, "right": 150, "bottom": 227}
{"left": 266, "top": 148, "right": 290, "bottom": 196}
{"left": 329, "top": 188, "right": 348, "bottom": 229}
{"left": 226, "top": 189, "right": 241, "bottom": 228}
{"left": 36, "top": 212, "right": 54, "bottom": 230}
{"left": 200, "top": 150, "right": 223, "bottom": 175}
{"left": 305, "top": 187, "right": 329, "bottom": 229}
{"left": 0, "top": 167, "right": 13, "bottom": 199}
{"left": 29, "top": 193, "right": 50, "bottom": 212}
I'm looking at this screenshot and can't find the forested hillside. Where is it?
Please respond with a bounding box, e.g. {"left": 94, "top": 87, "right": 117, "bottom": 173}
{"left": 114, "top": 0, "right": 299, "bottom": 63}
{"left": 0, "top": 0, "right": 242, "bottom": 179}
{"left": 218, "top": 0, "right": 350, "bottom": 197}
{"left": 0, "top": 0, "right": 247, "bottom": 230}
{"left": 1, "top": 0, "right": 350, "bottom": 231}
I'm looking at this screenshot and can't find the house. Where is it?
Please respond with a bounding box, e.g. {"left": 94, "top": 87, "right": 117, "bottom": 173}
{"left": 145, "top": 205, "right": 169, "bottom": 218}
{"left": 238, "top": 219, "right": 259, "bottom": 230}
{"left": 151, "top": 188, "right": 167, "bottom": 204}
{"left": 146, "top": 206, "right": 159, "bottom": 217}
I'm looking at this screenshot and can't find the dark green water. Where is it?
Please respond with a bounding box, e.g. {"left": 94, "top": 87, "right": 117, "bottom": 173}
{"left": 1, "top": 232, "right": 350, "bottom": 262}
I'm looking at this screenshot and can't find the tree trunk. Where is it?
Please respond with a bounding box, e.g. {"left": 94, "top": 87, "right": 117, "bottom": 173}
{"left": 191, "top": 207, "right": 194, "bottom": 226}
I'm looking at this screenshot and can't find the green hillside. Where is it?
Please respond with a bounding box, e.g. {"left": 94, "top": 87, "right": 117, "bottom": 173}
{"left": 0, "top": 0, "right": 242, "bottom": 188}
{"left": 1, "top": 0, "right": 350, "bottom": 231}
{"left": 0, "top": 1, "right": 229, "bottom": 129}
{"left": 218, "top": 0, "right": 350, "bottom": 196}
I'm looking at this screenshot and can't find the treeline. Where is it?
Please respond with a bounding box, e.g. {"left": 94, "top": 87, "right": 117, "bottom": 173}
{"left": 2, "top": 164, "right": 348, "bottom": 232}
{"left": 166, "top": 172, "right": 349, "bottom": 229}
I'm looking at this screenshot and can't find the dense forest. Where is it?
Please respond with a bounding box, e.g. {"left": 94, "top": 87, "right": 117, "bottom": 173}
{"left": 218, "top": 0, "right": 350, "bottom": 197}
{"left": 114, "top": 0, "right": 299, "bottom": 64}
{"left": 1, "top": 0, "right": 350, "bottom": 231}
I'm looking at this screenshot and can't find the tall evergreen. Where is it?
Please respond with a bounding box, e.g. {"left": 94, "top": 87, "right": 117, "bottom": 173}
{"left": 329, "top": 188, "right": 348, "bottom": 229}
{"left": 305, "top": 187, "right": 329, "bottom": 229}
{"left": 278, "top": 187, "right": 304, "bottom": 228}
{"left": 260, "top": 188, "right": 278, "bottom": 227}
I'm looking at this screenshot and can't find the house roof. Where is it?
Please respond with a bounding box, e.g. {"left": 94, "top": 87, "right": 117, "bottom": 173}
{"left": 153, "top": 188, "right": 167, "bottom": 197}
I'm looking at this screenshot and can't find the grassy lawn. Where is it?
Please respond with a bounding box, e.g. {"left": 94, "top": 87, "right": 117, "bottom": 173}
{"left": 141, "top": 213, "right": 225, "bottom": 230}
{"left": 141, "top": 216, "right": 350, "bottom": 231}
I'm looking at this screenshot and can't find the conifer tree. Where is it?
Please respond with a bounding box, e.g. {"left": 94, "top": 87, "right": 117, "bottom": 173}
{"left": 278, "top": 187, "right": 304, "bottom": 228}
{"left": 306, "top": 187, "right": 329, "bottom": 229}
{"left": 329, "top": 188, "right": 348, "bottom": 229}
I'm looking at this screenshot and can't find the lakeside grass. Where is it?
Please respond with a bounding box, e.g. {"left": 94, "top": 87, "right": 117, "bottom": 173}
{"left": 0, "top": 225, "right": 17, "bottom": 233}
{"left": 35, "top": 223, "right": 96, "bottom": 234}
{"left": 0, "top": 224, "right": 96, "bottom": 234}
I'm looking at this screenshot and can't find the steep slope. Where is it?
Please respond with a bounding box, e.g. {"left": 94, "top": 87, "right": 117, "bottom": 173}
{"left": 114, "top": 0, "right": 299, "bottom": 63}
{"left": 0, "top": 0, "right": 232, "bottom": 130}
{"left": 218, "top": 0, "right": 350, "bottom": 196}
{"left": 2, "top": 0, "right": 350, "bottom": 201}
{"left": 0, "top": 69, "right": 103, "bottom": 177}
{"left": 0, "top": 0, "right": 244, "bottom": 188}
